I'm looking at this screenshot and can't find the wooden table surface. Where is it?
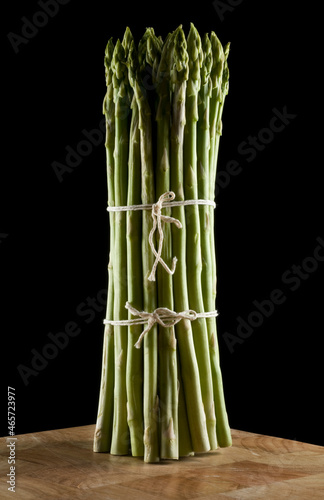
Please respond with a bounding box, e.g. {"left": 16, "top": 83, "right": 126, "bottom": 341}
{"left": 1, "top": 425, "right": 323, "bottom": 499}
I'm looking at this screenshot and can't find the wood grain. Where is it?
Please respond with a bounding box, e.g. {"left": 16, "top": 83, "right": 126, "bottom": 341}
{"left": 1, "top": 425, "right": 323, "bottom": 499}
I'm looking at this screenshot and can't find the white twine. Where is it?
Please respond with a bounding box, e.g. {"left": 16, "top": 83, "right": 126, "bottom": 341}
{"left": 107, "top": 191, "right": 216, "bottom": 281}
{"left": 103, "top": 302, "right": 218, "bottom": 349}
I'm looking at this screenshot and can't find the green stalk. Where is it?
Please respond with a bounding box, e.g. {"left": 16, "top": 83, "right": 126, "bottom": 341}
{"left": 208, "top": 42, "right": 232, "bottom": 447}
{"left": 125, "top": 42, "right": 144, "bottom": 454}
{"left": 131, "top": 31, "right": 159, "bottom": 463}
{"left": 110, "top": 39, "right": 130, "bottom": 456}
{"left": 150, "top": 30, "right": 179, "bottom": 459}
{"left": 125, "top": 109, "right": 144, "bottom": 455}
{"left": 177, "top": 350, "right": 194, "bottom": 456}
{"left": 122, "top": 29, "right": 144, "bottom": 458}
{"left": 197, "top": 34, "right": 231, "bottom": 448}
{"left": 184, "top": 24, "right": 217, "bottom": 450}
{"left": 94, "top": 39, "right": 115, "bottom": 453}
{"left": 170, "top": 26, "right": 210, "bottom": 454}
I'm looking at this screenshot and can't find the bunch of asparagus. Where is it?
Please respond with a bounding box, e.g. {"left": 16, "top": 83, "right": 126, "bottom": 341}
{"left": 93, "top": 23, "right": 231, "bottom": 462}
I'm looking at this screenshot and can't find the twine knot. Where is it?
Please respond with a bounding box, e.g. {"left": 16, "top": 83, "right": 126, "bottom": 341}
{"left": 148, "top": 191, "right": 182, "bottom": 282}
{"left": 126, "top": 302, "right": 197, "bottom": 349}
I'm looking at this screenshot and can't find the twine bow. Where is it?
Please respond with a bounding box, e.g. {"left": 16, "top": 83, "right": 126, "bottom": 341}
{"left": 148, "top": 191, "right": 182, "bottom": 282}
{"left": 126, "top": 302, "right": 197, "bottom": 349}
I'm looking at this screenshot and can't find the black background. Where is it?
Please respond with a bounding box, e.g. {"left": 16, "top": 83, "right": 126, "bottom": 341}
{"left": 2, "top": 0, "right": 323, "bottom": 447}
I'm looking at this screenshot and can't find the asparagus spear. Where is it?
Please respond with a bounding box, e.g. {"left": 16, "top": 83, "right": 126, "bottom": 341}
{"left": 130, "top": 30, "right": 160, "bottom": 463}
{"left": 205, "top": 37, "right": 232, "bottom": 448}
{"left": 183, "top": 24, "right": 217, "bottom": 450}
{"left": 170, "top": 26, "right": 210, "bottom": 453}
{"left": 125, "top": 34, "right": 145, "bottom": 457}
{"left": 149, "top": 29, "right": 179, "bottom": 459}
{"left": 93, "top": 38, "right": 116, "bottom": 452}
{"left": 110, "top": 38, "right": 130, "bottom": 456}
